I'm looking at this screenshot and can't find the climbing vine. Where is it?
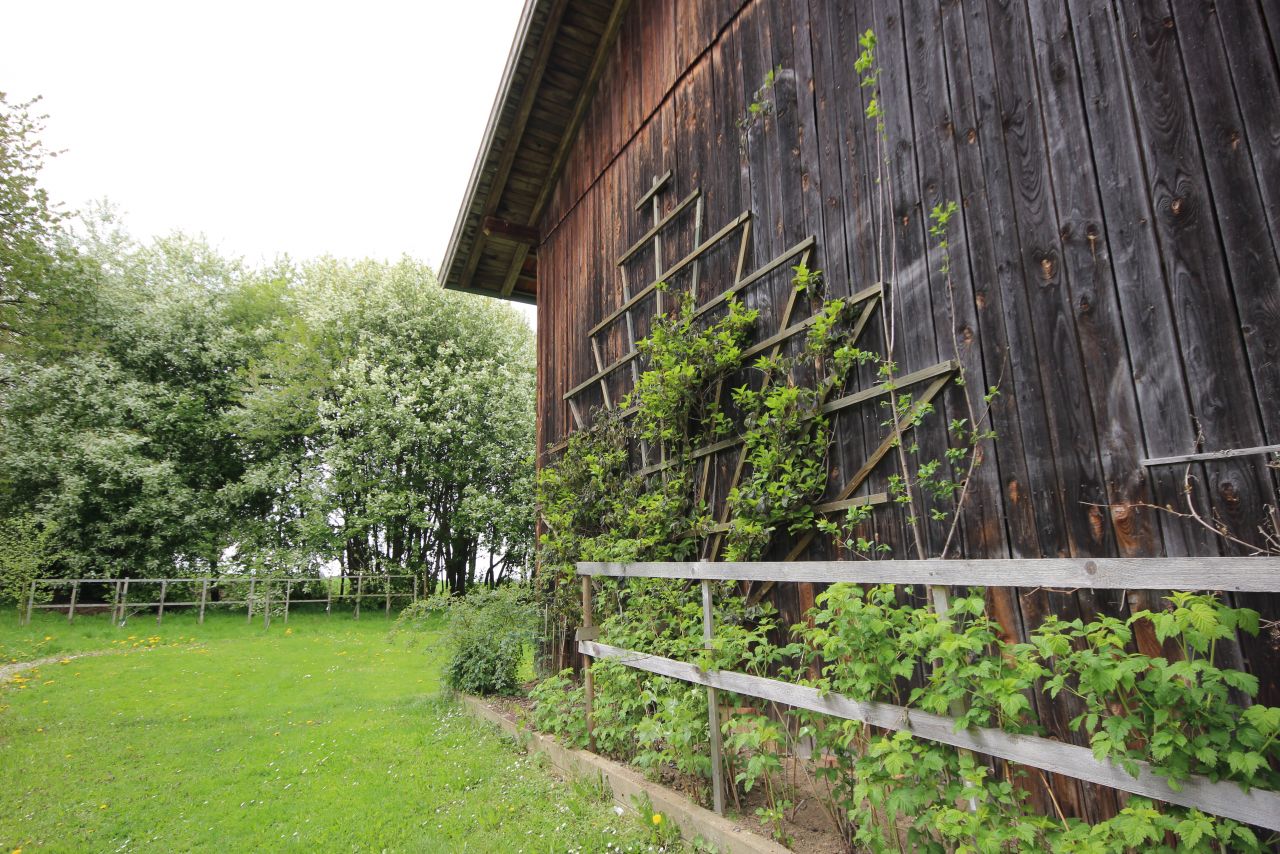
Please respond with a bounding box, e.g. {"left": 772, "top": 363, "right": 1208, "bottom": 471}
{"left": 627, "top": 289, "right": 757, "bottom": 453}
{"left": 724, "top": 266, "right": 879, "bottom": 560}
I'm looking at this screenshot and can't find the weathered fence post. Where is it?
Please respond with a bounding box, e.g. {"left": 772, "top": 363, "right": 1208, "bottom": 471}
{"left": 118, "top": 578, "right": 130, "bottom": 626}
{"left": 263, "top": 582, "right": 271, "bottom": 629}
{"left": 582, "top": 576, "right": 595, "bottom": 753}
{"left": 385, "top": 576, "right": 391, "bottom": 617}
{"left": 111, "top": 580, "right": 122, "bottom": 626}
{"left": 24, "top": 579, "right": 36, "bottom": 626}
{"left": 354, "top": 573, "right": 364, "bottom": 620}
{"left": 283, "top": 579, "right": 292, "bottom": 623}
{"left": 325, "top": 578, "right": 333, "bottom": 615}
{"left": 198, "top": 578, "right": 209, "bottom": 624}
{"left": 412, "top": 574, "right": 419, "bottom": 604}
{"left": 247, "top": 576, "right": 256, "bottom": 622}
{"left": 156, "top": 579, "right": 168, "bottom": 624}
{"left": 702, "top": 579, "right": 726, "bottom": 815}
{"left": 67, "top": 580, "right": 80, "bottom": 623}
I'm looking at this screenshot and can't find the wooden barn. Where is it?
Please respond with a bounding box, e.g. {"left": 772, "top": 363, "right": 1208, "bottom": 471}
{"left": 442, "top": 0, "right": 1280, "bottom": 831}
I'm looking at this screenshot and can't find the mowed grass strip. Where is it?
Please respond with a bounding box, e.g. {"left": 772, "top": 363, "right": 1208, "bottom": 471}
{"left": 0, "top": 610, "right": 644, "bottom": 853}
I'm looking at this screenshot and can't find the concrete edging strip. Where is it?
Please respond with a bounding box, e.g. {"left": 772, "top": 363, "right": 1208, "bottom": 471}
{"left": 458, "top": 695, "right": 791, "bottom": 854}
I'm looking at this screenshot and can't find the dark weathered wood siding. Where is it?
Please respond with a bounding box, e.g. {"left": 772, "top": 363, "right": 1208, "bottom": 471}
{"left": 535, "top": 0, "right": 1279, "bottom": 819}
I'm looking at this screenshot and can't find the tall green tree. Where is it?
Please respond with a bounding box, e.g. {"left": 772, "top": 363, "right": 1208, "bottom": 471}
{"left": 0, "top": 94, "right": 535, "bottom": 596}
{"left": 0, "top": 93, "right": 99, "bottom": 361}
{"left": 0, "top": 225, "right": 272, "bottom": 577}
{"left": 237, "top": 257, "right": 535, "bottom": 595}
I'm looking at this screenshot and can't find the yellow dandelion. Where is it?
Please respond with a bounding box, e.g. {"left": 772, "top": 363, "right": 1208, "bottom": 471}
{"left": 99, "top": 804, "right": 107, "bottom": 810}
{"left": 43, "top": 636, "right": 52, "bottom": 641}
{"left": 651, "top": 813, "right": 663, "bottom": 826}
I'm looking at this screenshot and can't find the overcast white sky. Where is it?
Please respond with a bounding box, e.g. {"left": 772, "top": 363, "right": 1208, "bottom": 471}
{"left": 2, "top": 0, "right": 526, "bottom": 283}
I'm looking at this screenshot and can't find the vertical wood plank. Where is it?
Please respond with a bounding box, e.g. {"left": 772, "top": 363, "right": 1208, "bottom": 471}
{"left": 1113, "top": 1, "right": 1273, "bottom": 545}
{"left": 1171, "top": 0, "right": 1280, "bottom": 443}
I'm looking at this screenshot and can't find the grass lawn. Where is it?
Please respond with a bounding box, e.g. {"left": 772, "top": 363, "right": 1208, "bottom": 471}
{"left": 0, "top": 607, "right": 648, "bottom": 852}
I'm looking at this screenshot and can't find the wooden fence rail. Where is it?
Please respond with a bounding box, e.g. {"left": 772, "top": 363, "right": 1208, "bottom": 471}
{"left": 21, "top": 574, "right": 421, "bottom": 627}
{"left": 575, "top": 558, "right": 1280, "bottom": 830}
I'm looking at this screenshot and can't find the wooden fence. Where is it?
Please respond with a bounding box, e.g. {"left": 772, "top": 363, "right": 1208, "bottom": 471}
{"left": 21, "top": 573, "right": 420, "bottom": 627}
{"left": 576, "top": 557, "right": 1280, "bottom": 830}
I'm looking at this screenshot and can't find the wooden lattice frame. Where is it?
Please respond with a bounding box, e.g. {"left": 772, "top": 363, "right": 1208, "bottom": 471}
{"left": 556, "top": 171, "right": 957, "bottom": 560}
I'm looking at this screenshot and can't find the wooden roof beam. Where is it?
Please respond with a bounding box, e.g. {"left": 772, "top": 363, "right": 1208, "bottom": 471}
{"left": 458, "top": 0, "right": 571, "bottom": 296}
{"left": 482, "top": 216, "right": 541, "bottom": 244}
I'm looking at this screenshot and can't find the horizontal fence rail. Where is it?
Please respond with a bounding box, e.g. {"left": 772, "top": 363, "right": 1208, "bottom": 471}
{"left": 575, "top": 557, "right": 1280, "bottom": 830}
{"left": 577, "top": 556, "right": 1280, "bottom": 592}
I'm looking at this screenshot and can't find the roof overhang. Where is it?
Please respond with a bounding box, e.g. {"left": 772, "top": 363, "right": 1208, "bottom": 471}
{"left": 440, "top": 0, "right": 630, "bottom": 305}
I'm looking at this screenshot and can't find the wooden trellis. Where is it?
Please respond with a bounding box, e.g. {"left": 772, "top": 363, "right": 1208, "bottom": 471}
{"left": 557, "top": 170, "right": 958, "bottom": 562}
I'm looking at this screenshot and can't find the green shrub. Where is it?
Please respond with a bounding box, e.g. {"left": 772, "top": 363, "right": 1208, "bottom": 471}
{"left": 529, "top": 668, "right": 587, "bottom": 746}
{"left": 440, "top": 586, "right": 533, "bottom": 696}
{"left": 0, "top": 514, "right": 59, "bottom": 608}
{"left": 389, "top": 595, "right": 450, "bottom": 644}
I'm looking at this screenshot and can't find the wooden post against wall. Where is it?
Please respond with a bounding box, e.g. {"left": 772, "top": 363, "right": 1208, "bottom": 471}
{"left": 24, "top": 579, "right": 36, "bottom": 626}
{"left": 156, "top": 579, "right": 168, "bottom": 624}
{"left": 198, "top": 578, "right": 209, "bottom": 624}
{"left": 582, "top": 576, "right": 595, "bottom": 753}
{"left": 67, "top": 581, "right": 80, "bottom": 623}
{"left": 702, "top": 580, "right": 725, "bottom": 815}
